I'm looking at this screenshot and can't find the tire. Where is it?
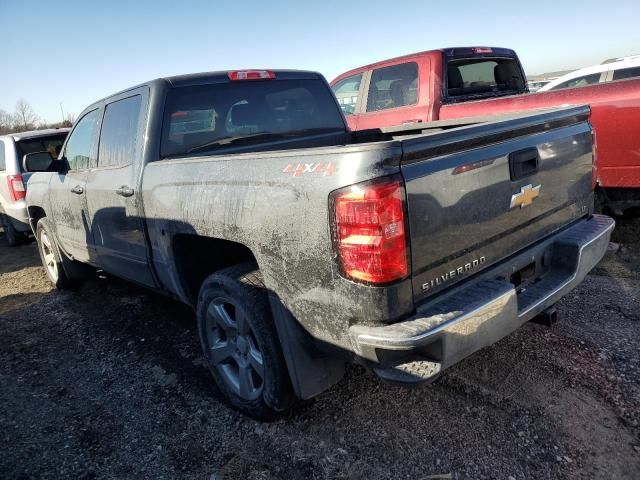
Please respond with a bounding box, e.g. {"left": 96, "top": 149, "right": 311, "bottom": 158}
{"left": 35, "top": 218, "right": 86, "bottom": 289}
{"left": 197, "top": 262, "right": 295, "bottom": 419}
{"left": 1, "top": 214, "right": 23, "bottom": 247}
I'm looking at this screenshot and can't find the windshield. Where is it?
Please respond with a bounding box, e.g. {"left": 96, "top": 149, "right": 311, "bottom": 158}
{"left": 446, "top": 57, "right": 526, "bottom": 101}
{"left": 161, "top": 79, "right": 346, "bottom": 158}
{"left": 15, "top": 134, "right": 67, "bottom": 171}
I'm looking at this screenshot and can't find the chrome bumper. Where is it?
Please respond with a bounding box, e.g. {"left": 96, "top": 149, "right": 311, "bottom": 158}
{"left": 349, "top": 215, "right": 615, "bottom": 383}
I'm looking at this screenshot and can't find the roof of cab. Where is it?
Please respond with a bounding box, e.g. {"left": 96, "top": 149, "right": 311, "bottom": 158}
{"left": 2, "top": 128, "right": 70, "bottom": 142}
{"left": 330, "top": 47, "right": 516, "bottom": 84}
{"left": 163, "top": 69, "right": 324, "bottom": 87}
{"left": 81, "top": 69, "right": 327, "bottom": 112}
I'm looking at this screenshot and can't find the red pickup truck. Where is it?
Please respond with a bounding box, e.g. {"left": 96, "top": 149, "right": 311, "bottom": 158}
{"left": 331, "top": 47, "right": 640, "bottom": 214}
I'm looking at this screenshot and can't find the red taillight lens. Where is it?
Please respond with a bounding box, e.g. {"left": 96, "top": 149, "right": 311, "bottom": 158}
{"left": 7, "top": 175, "right": 25, "bottom": 201}
{"left": 332, "top": 179, "right": 409, "bottom": 284}
{"left": 228, "top": 70, "right": 276, "bottom": 81}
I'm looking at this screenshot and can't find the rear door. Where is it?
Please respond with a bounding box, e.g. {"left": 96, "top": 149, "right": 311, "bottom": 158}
{"left": 84, "top": 88, "right": 154, "bottom": 286}
{"left": 48, "top": 108, "right": 101, "bottom": 262}
{"left": 355, "top": 57, "right": 429, "bottom": 130}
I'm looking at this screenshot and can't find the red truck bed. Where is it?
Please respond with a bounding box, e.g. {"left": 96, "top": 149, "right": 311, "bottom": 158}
{"left": 331, "top": 47, "right": 640, "bottom": 213}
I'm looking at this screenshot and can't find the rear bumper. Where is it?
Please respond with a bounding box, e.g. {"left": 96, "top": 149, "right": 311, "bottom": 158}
{"left": 348, "top": 214, "right": 614, "bottom": 383}
{"left": 1, "top": 201, "right": 30, "bottom": 232}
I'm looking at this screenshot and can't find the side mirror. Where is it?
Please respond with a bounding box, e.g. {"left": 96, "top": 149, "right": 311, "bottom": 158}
{"left": 23, "top": 151, "right": 62, "bottom": 173}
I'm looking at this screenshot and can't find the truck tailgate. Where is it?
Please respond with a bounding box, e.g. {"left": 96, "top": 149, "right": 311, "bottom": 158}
{"left": 400, "top": 106, "right": 594, "bottom": 302}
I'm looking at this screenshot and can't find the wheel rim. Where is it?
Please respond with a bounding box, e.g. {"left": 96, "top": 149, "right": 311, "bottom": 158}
{"left": 40, "top": 231, "right": 58, "bottom": 282}
{"left": 205, "top": 297, "right": 265, "bottom": 400}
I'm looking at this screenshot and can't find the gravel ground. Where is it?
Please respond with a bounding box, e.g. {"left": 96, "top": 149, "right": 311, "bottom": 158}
{"left": 0, "top": 218, "right": 638, "bottom": 480}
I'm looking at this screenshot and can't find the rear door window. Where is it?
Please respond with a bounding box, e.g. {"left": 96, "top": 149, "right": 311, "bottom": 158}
{"left": 98, "top": 95, "right": 143, "bottom": 168}
{"left": 0, "top": 141, "right": 5, "bottom": 170}
{"left": 366, "top": 62, "right": 418, "bottom": 112}
{"left": 161, "top": 79, "right": 345, "bottom": 159}
{"left": 331, "top": 73, "right": 363, "bottom": 116}
{"left": 612, "top": 66, "right": 640, "bottom": 81}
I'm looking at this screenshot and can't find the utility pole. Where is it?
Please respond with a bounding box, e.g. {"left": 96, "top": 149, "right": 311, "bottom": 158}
{"left": 59, "top": 102, "right": 65, "bottom": 123}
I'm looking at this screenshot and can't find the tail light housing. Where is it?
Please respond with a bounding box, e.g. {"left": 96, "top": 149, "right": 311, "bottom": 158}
{"left": 331, "top": 177, "right": 409, "bottom": 284}
{"left": 7, "top": 175, "right": 26, "bottom": 201}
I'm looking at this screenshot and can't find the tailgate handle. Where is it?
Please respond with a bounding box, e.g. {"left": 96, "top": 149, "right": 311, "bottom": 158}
{"left": 509, "top": 147, "right": 539, "bottom": 181}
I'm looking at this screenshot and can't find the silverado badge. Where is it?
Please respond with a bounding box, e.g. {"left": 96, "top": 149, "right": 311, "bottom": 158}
{"left": 510, "top": 184, "right": 541, "bottom": 209}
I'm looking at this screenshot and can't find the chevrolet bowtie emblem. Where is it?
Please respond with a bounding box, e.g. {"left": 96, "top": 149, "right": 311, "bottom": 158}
{"left": 510, "top": 184, "right": 541, "bottom": 209}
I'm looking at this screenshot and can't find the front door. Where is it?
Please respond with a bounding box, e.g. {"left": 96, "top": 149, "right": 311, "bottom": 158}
{"left": 48, "top": 108, "right": 101, "bottom": 263}
{"left": 84, "top": 90, "right": 154, "bottom": 287}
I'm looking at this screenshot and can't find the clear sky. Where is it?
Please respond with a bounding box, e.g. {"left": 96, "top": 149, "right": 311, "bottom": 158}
{"left": 1, "top": 0, "right": 639, "bottom": 123}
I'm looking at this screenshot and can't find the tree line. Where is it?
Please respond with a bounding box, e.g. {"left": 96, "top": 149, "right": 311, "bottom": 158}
{"left": 0, "top": 99, "right": 75, "bottom": 135}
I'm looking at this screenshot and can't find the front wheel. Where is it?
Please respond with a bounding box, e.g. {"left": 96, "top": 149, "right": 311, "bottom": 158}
{"left": 197, "top": 263, "right": 295, "bottom": 419}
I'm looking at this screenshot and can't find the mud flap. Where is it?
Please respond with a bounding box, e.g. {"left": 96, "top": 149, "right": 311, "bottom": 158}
{"left": 268, "top": 294, "right": 346, "bottom": 400}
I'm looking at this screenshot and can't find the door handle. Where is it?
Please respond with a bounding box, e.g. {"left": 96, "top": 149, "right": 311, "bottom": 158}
{"left": 70, "top": 185, "right": 84, "bottom": 195}
{"left": 115, "top": 185, "right": 134, "bottom": 198}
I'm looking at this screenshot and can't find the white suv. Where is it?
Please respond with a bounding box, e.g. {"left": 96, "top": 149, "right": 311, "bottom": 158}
{"left": 0, "top": 129, "right": 68, "bottom": 245}
{"left": 539, "top": 55, "right": 640, "bottom": 92}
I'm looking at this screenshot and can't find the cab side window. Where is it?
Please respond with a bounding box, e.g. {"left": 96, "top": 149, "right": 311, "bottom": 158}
{"left": 98, "top": 95, "right": 142, "bottom": 168}
{"left": 366, "top": 62, "right": 418, "bottom": 112}
{"left": 554, "top": 73, "right": 601, "bottom": 90}
{"left": 331, "top": 73, "right": 363, "bottom": 116}
{"left": 64, "top": 109, "right": 100, "bottom": 171}
{"left": 612, "top": 66, "right": 640, "bottom": 81}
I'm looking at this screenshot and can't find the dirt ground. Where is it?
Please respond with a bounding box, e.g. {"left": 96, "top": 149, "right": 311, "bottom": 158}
{"left": 0, "top": 218, "right": 639, "bottom": 480}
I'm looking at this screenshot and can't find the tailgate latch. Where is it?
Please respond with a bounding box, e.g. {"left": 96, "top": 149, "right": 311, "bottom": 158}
{"left": 509, "top": 147, "right": 539, "bottom": 181}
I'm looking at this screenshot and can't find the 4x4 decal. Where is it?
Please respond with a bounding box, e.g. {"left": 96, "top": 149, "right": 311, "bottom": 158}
{"left": 282, "top": 162, "right": 337, "bottom": 177}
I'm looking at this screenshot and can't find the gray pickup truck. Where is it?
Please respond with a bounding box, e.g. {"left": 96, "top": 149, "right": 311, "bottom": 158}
{"left": 24, "top": 69, "right": 613, "bottom": 418}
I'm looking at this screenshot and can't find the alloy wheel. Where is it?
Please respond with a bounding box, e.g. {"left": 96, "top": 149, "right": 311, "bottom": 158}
{"left": 40, "top": 231, "right": 58, "bottom": 282}
{"left": 206, "top": 297, "right": 265, "bottom": 400}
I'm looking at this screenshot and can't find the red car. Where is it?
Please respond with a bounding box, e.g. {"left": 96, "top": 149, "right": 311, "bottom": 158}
{"left": 331, "top": 47, "right": 640, "bottom": 214}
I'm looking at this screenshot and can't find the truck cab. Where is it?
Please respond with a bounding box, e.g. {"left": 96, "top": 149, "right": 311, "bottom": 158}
{"left": 331, "top": 47, "right": 527, "bottom": 131}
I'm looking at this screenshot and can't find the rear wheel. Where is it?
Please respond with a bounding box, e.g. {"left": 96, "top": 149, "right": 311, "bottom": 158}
{"left": 36, "top": 218, "right": 87, "bottom": 289}
{"left": 197, "top": 263, "right": 294, "bottom": 419}
{"left": 1, "top": 214, "right": 24, "bottom": 247}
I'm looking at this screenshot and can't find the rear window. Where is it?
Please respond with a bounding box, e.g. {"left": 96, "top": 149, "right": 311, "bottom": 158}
{"left": 161, "top": 79, "right": 345, "bottom": 158}
{"left": 446, "top": 57, "right": 525, "bottom": 101}
{"left": 612, "top": 66, "right": 640, "bottom": 81}
{"left": 15, "top": 134, "right": 67, "bottom": 171}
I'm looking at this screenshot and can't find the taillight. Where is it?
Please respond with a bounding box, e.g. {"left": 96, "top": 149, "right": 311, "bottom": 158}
{"left": 228, "top": 70, "right": 276, "bottom": 81}
{"left": 591, "top": 129, "right": 598, "bottom": 190}
{"left": 7, "top": 175, "right": 26, "bottom": 201}
{"left": 331, "top": 178, "right": 409, "bottom": 284}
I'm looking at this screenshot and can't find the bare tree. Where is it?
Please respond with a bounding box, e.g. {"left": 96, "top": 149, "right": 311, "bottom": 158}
{"left": 13, "top": 99, "right": 39, "bottom": 131}
{"left": 62, "top": 112, "right": 75, "bottom": 128}
{"left": 0, "top": 109, "right": 12, "bottom": 134}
